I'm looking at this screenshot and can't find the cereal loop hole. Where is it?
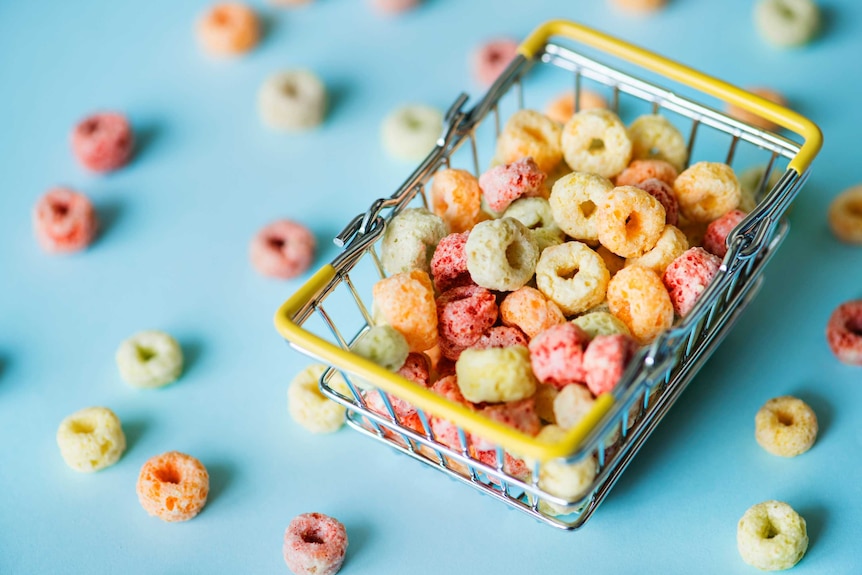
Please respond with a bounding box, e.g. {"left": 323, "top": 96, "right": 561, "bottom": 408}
{"left": 506, "top": 241, "right": 526, "bottom": 268}
{"left": 580, "top": 200, "right": 596, "bottom": 217}
{"left": 763, "top": 520, "right": 779, "bottom": 539}
{"left": 70, "top": 420, "right": 94, "bottom": 434}
{"left": 155, "top": 465, "right": 182, "bottom": 484}
{"left": 212, "top": 8, "right": 231, "bottom": 25}
{"left": 301, "top": 528, "right": 325, "bottom": 545}
{"left": 51, "top": 202, "right": 70, "bottom": 217}
{"left": 588, "top": 138, "right": 605, "bottom": 152}
{"left": 135, "top": 345, "right": 156, "bottom": 362}
{"left": 268, "top": 236, "right": 286, "bottom": 250}
{"left": 776, "top": 410, "right": 794, "bottom": 426}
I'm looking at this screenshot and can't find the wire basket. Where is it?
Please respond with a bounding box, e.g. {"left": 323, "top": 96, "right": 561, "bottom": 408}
{"left": 274, "top": 21, "right": 822, "bottom": 530}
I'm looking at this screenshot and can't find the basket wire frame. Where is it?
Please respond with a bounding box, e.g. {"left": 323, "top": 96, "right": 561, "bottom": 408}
{"left": 283, "top": 37, "right": 810, "bottom": 530}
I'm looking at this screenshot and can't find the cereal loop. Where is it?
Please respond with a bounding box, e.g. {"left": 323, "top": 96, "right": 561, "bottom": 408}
{"left": 373, "top": 270, "right": 438, "bottom": 352}
{"left": 561, "top": 109, "right": 632, "bottom": 178}
{"left": 381, "top": 104, "right": 443, "bottom": 161}
{"left": 258, "top": 70, "right": 327, "bottom": 131}
{"left": 71, "top": 112, "right": 134, "bottom": 172}
{"left": 436, "top": 285, "right": 498, "bottom": 360}
{"left": 283, "top": 512, "right": 348, "bottom": 575}
{"left": 545, "top": 90, "right": 608, "bottom": 125}
{"left": 351, "top": 325, "right": 409, "bottom": 372}
{"left": 549, "top": 172, "right": 614, "bottom": 244}
{"left": 704, "top": 209, "right": 747, "bottom": 258}
{"left": 503, "top": 197, "right": 565, "bottom": 252}
{"left": 288, "top": 364, "right": 350, "bottom": 433}
{"left": 528, "top": 323, "right": 590, "bottom": 389}
{"left": 56, "top": 407, "right": 126, "bottom": 473}
{"left": 479, "top": 157, "right": 547, "bottom": 213}
{"left": 571, "top": 311, "right": 631, "bottom": 339}
{"left": 196, "top": 3, "right": 260, "bottom": 56}
{"left": 635, "top": 177, "right": 679, "bottom": 227}
{"left": 456, "top": 346, "right": 537, "bottom": 403}
{"left": 430, "top": 231, "right": 473, "bottom": 293}
{"left": 536, "top": 242, "right": 610, "bottom": 316}
{"left": 472, "top": 398, "right": 541, "bottom": 451}
{"left": 431, "top": 169, "right": 482, "bottom": 233}
{"left": 136, "top": 451, "right": 209, "bottom": 522}
{"left": 674, "top": 162, "right": 742, "bottom": 223}
{"left": 473, "top": 325, "right": 529, "bottom": 350}
{"left": 607, "top": 266, "right": 674, "bottom": 344}
{"left": 615, "top": 159, "right": 678, "bottom": 188}
{"left": 755, "top": 396, "right": 818, "bottom": 457}
{"left": 32, "top": 188, "right": 98, "bottom": 253}
{"left": 662, "top": 248, "right": 722, "bottom": 317}
{"left": 611, "top": 0, "right": 667, "bottom": 12}
{"left": 627, "top": 114, "right": 687, "bottom": 172}
{"left": 465, "top": 218, "right": 539, "bottom": 292}
{"left": 472, "top": 38, "right": 518, "bottom": 86}
{"left": 116, "top": 330, "right": 184, "bottom": 389}
{"left": 625, "top": 224, "right": 689, "bottom": 274}
{"left": 428, "top": 375, "right": 473, "bottom": 449}
{"left": 583, "top": 334, "right": 636, "bottom": 395}
{"left": 500, "top": 286, "right": 566, "bottom": 339}
{"left": 250, "top": 219, "right": 316, "bottom": 279}
{"left": 553, "top": 383, "right": 595, "bottom": 431}
{"left": 380, "top": 207, "right": 448, "bottom": 275}
{"left": 754, "top": 0, "right": 820, "bottom": 47}
{"left": 826, "top": 300, "right": 862, "bottom": 366}
{"left": 737, "top": 500, "right": 808, "bottom": 571}
{"left": 828, "top": 185, "right": 862, "bottom": 244}
{"left": 495, "top": 109, "right": 563, "bottom": 174}
{"left": 595, "top": 185, "right": 666, "bottom": 258}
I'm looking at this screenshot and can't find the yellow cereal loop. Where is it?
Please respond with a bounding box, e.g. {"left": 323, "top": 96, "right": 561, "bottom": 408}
{"left": 595, "top": 185, "right": 666, "bottom": 259}
{"left": 627, "top": 114, "right": 688, "bottom": 172}
{"left": 674, "top": 162, "right": 742, "bottom": 223}
{"left": 536, "top": 242, "right": 610, "bottom": 316}
{"left": 56, "top": 406, "right": 126, "bottom": 472}
{"left": 288, "top": 364, "right": 350, "bottom": 434}
{"left": 465, "top": 218, "right": 539, "bottom": 292}
{"left": 495, "top": 109, "right": 563, "bottom": 173}
{"left": 351, "top": 325, "right": 409, "bottom": 372}
{"left": 625, "top": 224, "right": 689, "bottom": 274}
{"left": 737, "top": 500, "right": 808, "bottom": 571}
{"left": 607, "top": 265, "right": 674, "bottom": 344}
{"left": 525, "top": 425, "right": 597, "bottom": 516}
{"left": 549, "top": 172, "right": 614, "bottom": 243}
{"left": 755, "top": 396, "right": 818, "bottom": 457}
{"left": 455, "top": 346, "right": 537, "bottom": 403}
{"left": 571, "top": 311, "right": 631, "bottom": 339}
{"left": 561, "top": 109, "right": 632, "bottom": 178}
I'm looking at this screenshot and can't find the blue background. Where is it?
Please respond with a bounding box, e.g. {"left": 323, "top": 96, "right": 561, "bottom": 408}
{"left": 1, "top": 0, "right": 861, "bottom": 573}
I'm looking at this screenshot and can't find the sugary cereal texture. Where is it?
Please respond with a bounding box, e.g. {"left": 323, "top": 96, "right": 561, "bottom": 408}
{"left": 583, "top": 334, "right": 636, "bottom": 395}
{"left": 471, "top": 398, "right": 541, "bottom": 451}
{"left": 737, "top": 500, "right": 808, "bottom": 571}
{"left": 727, "top": 87, "right": 788, "bottom": 132}
{"left": 754, "top": 0, "right": 820, "bottom": 47}
{"left": 116, "top": 330, "right": 184, "bottom": 388}
{"left": 526, "top": 425, "right": 597, "bottom": 514}
{"left": 704, "top": 209, "right": 747, "bottom": 258}
{"left": 625, "top": 224, "right": 689, "bottom": 274}
{"left": 196, "top": 3, "right": 260, "bottom": 56}
{"left": 549, "top": 171, "right": 614, "bottom": 244}
{"left": 32, "top": 188, "right": 98, "bottom": 253}
{"left": 545, "top": 90, "right": 607, "bottom": 125}
{"left": 674, "top": 162, "right": 742, "bottom": 223}
{"left": 250, "top": 219, "right": 316, "bottom": 279}
{"left": 351, "top": 325, "right": 409, "bottom": 371}
{"left": 615, "top": 159, "right": 678, "bottom": 188}
{"left": 480, "top": 157, "right": 547, "bottom": 213}
{"left": 495, "top": 109, "right": 563, "bottom": 174}
{"left": 288, "top": 364, "right": 349, "bottom": 433}
{"left": 380, "top": 207, "right": 448, "bottom": 275}
{"left": 627, "top": 114, "right": 687, "bottom": 172}
{"left": 503, "top": 197, "right": 566, "bottom": 252}
{"left": 553, "top": 383, "right": 595, "bottom": 431}
{"left": 528, "top": 323, "right": 590, "bottom": 389}
{"left": 428, "top": 375, "right": 473, "bottom": 449}
{"left": 258, "top": 70, "right": 327, "bottom": 131}
{"left": 755, "top": 396, "right": 818, "bottom": 457}
{"left": 373, "top": 270, "right": 438, "bottom": 352}
{"left": 465, "top": 218, "right": 539, "bottom": 292}
{"left": 635, "top": 177, "right": 679, "bottom": 227}
{"left": 571, "top": 311, "right": 631, "bottom": 339}
{"left": 56, "top": 407, "right": 126, "bottom": 472}
{"left": 283, "top": 513, "right": 348, "bottom": 575}
{"left": 828, "top": 185, "right": 862, "bottom": 244}
{"left": 595, "top": 185, "right": 666, "bottom": 259}
{"left": 71, "top": 112, "right": 134, "bottom": 172}
{"left": 472, "top": 38, "right": 518, "bottom": 86}
{"left": 473, "top": 325, "right": 529, "bottom": 350}
{"left": 431, "top": 169, "right": 482, "bottom": 233}
{"left": 381, "top": 104, "right": 443, "bottom": 161}
{"left": 430, "top": 231, "right": 472, "bottom": 293}
{"left": 607, "top": 265, "right": 674, "bottom": 344}
{"left": 500, "top": 286, "right": 566, "bottom": 339}
{"left": 136, "top": 451, "right": 209, "bottom": 522}
{"left": 826, "top": 300, "right": 862, "bottom": 366}
{"left": 561, "top": 108, "right": 632, "bottom": 179}
{"left": 456, "top": 346, "right": 537, "bottom": 403}
{"left": 535, "top": 241, "right": 610, "bottom": 316}
{"left": 436, "top": 285, "right": 498, "bottom": 360}
{"left": 662, "top": 247, "right": 722, "bottom": 317}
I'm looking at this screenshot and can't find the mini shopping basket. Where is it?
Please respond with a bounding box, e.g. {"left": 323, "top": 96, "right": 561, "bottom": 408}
{"left": 274, "top": 20, "right": 822, "bottom": 530}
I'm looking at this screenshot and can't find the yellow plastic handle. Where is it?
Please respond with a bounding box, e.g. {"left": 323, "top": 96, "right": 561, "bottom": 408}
{"left": 518, "top": 20, "right": 822, "bottom": 175}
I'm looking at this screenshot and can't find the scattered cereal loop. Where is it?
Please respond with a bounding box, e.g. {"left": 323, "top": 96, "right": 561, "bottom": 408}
{"left": 472, "top": 38, "right": 519, "bottom": 87}
{"left": 381, "top": 104, "right": 443, "bottom": 161}
{"left": 259, "top": 70, "right": 327, "bottom": 131}
{"left": 250, "top": 220, "right": 317, "bottom": 279}
{"left": 288, "top": 364, "right": 350, "bottom": 433}
{"left": 755, "top": 396, "right": 818, "bottom": 457}
{"left": 283, "top": 513, "right": 348, "bottom": 575}
{"left": 136, "top": 451, "right": 209, "bottom": 522}
{"left": 33, "top": 188, "right": 98, "bottom": 253}
{"left": 56, "top": 407, "right": 126, "bottom": 472}
{"left": 826, "top": 300, "right": 862, "bottom": 366}
{"left": 828, "top": 185, "right": 862, "bottom": 244}
{"left": 196, "top": 3, "right": 260, "bottom": 56}
{"left": 71, "top": 112, "right": 134, "bottom": 172}
{"left": 115, "top": 330, "right": 184, "bottom": 389}
{"left": 754, "top": 0, "right": 820, "bottom": 47}
{"left": 737, "top": 500, "right": 808, "bottom": 570}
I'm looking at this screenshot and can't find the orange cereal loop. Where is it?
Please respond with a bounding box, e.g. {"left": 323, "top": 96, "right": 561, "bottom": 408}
{"left": 136, "top": 452, "right": 209, "bottom": 522}
{"left": 595, "top": 185, "right": 666, "bottom": 259}
{"left": 495, "top": 109, "right": 563, "bottom": 174}
{"left": 500, "top": 286, "right": 566, "bottom": 339}
{"left": 674, "top": 162, "right": 741, "bottom": 223}
{"left": 545, "top": 90, "right": 608, "bottom": 125}
{"left": 615, "top": 159, "right": 679, "bottom": 188}
{"left": 197, "top": 3, "right": 260, "bottom": 56}
{"left": 430, "top": 168, "right": 482, "bottom": 233}
{"left": 607, "top": 265, "right": 674, "bottom": 344}
{"left": 727, "top": 87, "right": 788, "bottom": 132}
{"left": 828, "top": 185, "right": 862, "bottom": 244}
{"left": 611, "top": 0, "right": 667, "bottom": 12}
{"left": 625, "top": 224, "right": 689, "bottom": 274}
{"left": 372, "top": 270, "right": 438, "bottom": 352}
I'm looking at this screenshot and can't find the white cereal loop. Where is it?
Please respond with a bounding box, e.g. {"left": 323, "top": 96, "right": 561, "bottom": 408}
{"left": 524, "top": 425, "right": 597, "bottom": 516}
{"left": 465, "top": 217, "right": 539, "bottom": 291}
{"left": 503, "top": 197, "right": 565, "bottom": 252}
{"left": 571, "top": 311, "right": 631, "bottom": 339}
{"left": 625, "top": 224, "right": 689, "bottom": 274}
{"left": 737, "top": 500, "right": 808, "bottom": 570}
{"left": 56, "top": 406, "right": 126, "bottom": 472}
{"left": 351, "top": 325, "right": 409, "bottom": 372}
{"left": 380, "top": 207, "right": 448, "bottom": 275}
{"left": 561, "top": 108, "right": 632, "bottom": 178}
{"left": 258, "top": 70, "right": 327, "bottom": 131}
{"left": 754, "top": 0, "right": 820, "bottom": 47}
{"left": 553, "top": 384, "right": 595, "bottom": 431}
{"left": 288, "top": 364, "right": 351, "bottom": 434}
{"left": 674, "top": 162, "right": 742, "bottom": 223}
{"left": 627, "top": 114, "right": 688, "bottom": 172}
{"left": 535, "top": 241, "right": 610, "bottom": 316}
{"left": 595, "top": 185, "right": 666, "bottom": 259}
{"left": 381, "top": 104, "right": 443, "bottom": 161}
{"left": 494, "top": 109, "right": 563, "bottom": 173}
{"left": 115, "top": 330, "right": 184, "bottom": 389}
{"left": 549, "top": 172, "right": 614, "bottom": 244}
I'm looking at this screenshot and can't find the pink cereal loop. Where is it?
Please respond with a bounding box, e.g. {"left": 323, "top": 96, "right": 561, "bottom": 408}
{"left": 430, "top": 231, "right": 473, "bottom": 293}
{"left": 662, "top": 247, "right": 722, "bottom": 317}
{"left": 615, "top": 159, "right": 678, "bottom": 188}
{"left": 436, "top": 285, "right": 499, "bottom": 360}
{"left": 473, "top": 38, "right": 518, "bottom": 86}
{"left": 528, "top": 323, "right": 591, "bottom": 389}
{"left": 369, "top": 0, "right": 420, "bottom": 14}
{"left": 33, "top": 187, "right": 98, "bottom": 253}
{"left": 283, "top": 512, "right": 348, "bottom": 575}
{"left": 704, "top": 209, "right": 748, "bottom": 258}
{"left": 250, "top": 219, "right": 316, "bottom": 279}
{"left": 826, "top": 300, "right": 862, "bottom": 366}
{"left": 635, "top": 178, "right": 680, "bottom": 227}
{"left": 479, "top": 157, "right": 547, "bottom": 213}
{"left": 71, "top": 111, "right": 135, "bottom": 172}
{"left": 473, "top": 325, "right": 529, "bottom": 350}
{"left": 583, "top": 334, "right": 637, "bottom": 395}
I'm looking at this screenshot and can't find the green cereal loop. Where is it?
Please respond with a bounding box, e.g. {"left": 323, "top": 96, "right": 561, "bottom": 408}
{"left": 503, "top": 197, "right": 566, "bottom": 252}
{"left": 737, "top": 500, "right": 808, "bottom": 570}
{"left": 351, "top": 325, "right": 409, "bottom": 372}
{"left": 754, "top": 0, "right": 820, "bottom": 47}
{"left": 571, "top": 311, "right": 631, "bottom": 339}
{"left": 116, "top": 330, "right": 183, "bottom": 388}
{"left": 465, "top": 218, "right": 539, "bottom": 292}
{"left": 380, "top": 207, "right": 448, "bottom": 275}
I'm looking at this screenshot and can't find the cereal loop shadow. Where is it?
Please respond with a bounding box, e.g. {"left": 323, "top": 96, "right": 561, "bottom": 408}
{"left": 96, "top": 197, "right": 124, "bottom": 245}
{"left": 344, "top": 522, "right": 372, "bottom": 566}
{"left": 800, "top": 505, "right": 827, "bottom": 550}
{"left": 205, "top": 461, "right": 236, "bottom": 510}
{"left": 790, "top": 389, "right": 832, "bottom": 442}
{"left": 181, "top": 338, "right": 205, "bottom": 380}
{"left": 122, "top": 418, "right": 148, "bottom": 456}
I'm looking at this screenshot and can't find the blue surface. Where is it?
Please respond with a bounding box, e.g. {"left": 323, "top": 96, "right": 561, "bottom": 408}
{"left": 1, "top": 1, "right": 861, "bottom": 573}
